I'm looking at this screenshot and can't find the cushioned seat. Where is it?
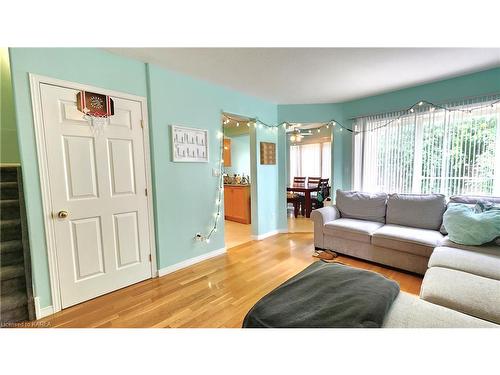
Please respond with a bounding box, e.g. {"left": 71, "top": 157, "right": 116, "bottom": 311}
{"left": 420, "top": 267, "right": 500, "bottom": 324}
{"left": 439, "top": 236, "right": 500, "bottom": 255}
{"left": 382, "top": 291, "right": 496, "bottom": 328}
{"left": 324, "top": 218, "right": 384, "bottom": 244}
{"left": 372, "top": 224, "right": 444, "bottom": 257}
{"left": 429, "top": 246, "right": 500, "bottom": 281}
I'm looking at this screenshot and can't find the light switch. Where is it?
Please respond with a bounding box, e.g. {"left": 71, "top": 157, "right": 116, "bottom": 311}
{"left": 212, "top": 168, "right": 221, "bottom": 177}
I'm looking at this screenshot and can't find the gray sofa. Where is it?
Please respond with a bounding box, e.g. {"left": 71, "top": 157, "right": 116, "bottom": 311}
{"left": 312, "top": 190, "right": 500, "bottom": 326}
{"left": 312, "top": 190, "right": 448, "bottom": 275}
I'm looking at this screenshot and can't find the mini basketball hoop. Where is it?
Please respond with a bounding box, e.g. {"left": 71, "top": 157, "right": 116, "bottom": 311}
{"left": 76, "top": 91, "right": 114, "bottom": 136}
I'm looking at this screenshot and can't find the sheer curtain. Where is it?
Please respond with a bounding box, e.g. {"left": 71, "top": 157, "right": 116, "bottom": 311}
{"left": 353, "top": 95, "right": 500, "bottom": 196}
{"left": 290, "top": 142, "right": 331, "bottom": 183}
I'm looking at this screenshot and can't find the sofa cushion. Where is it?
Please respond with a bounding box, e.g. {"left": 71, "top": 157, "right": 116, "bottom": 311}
{"left": 386, "top": 193, "right": 446, "bottom": 230}
{"left": 372, "top": 224, "right": 444, "bottom": 257}
{"left": 324, "top": 218, "right": 384, "bottom": 244}
{"left": 383, "top": 291, "right": 496, "bottom": 328}
{"left": 420, "top": 267, "right": 500, "bottom": 324}
{"left": 429, "top": 246, "right": 500, "bottom": 281}
{"left": 336, "top": 190, "right": 387, "bottom": 223}
{"left": 440, "top": 236, "right": 500, "bottom": 254}
{"left": 450, "top": 195, "right": 500, "bottom": 204}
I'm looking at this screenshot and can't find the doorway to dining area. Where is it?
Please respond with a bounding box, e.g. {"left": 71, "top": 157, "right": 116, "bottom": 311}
{"left": 222, "top": 113, "right": 253, "bottom": 248}
{"left": 286, "top": 123, "right": 333, "bottom": 233}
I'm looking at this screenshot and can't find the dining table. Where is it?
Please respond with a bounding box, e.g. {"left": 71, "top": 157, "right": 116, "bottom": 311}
{"left": 287, "top": 183, "right": 321, "bottom": 218}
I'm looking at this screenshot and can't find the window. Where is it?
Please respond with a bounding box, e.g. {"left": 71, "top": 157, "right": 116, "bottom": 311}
{"left": 290, "top": 142, "right": 331, "bottom": 183}
{"left": 353, "top": 96, "right": 500, "bottom": 196}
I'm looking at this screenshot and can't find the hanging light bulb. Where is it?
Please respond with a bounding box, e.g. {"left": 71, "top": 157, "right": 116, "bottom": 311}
{"left": 410, "top": 108, "right": 414, "bottom": 113}
{"left": 290, "top": 135, "right": 296, "bottom": 142}
{"left": 317, "top": 129, "right": 321, "bottom": 133}
{"left": 247, "top": 123, "right": 250, "bottom": 127}
{"left": 236, "top": 122, "right": 239, "bottom": 127}
{"left": 418, "top": 101, "right": 424, "bottom": 106}
{"left": 326, "top": 124, "right": 330, "bottom": 129}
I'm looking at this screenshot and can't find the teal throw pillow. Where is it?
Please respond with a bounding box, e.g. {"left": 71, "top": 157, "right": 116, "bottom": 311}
{"left": 443, "top": 203, "right": 500, "bottom": 246}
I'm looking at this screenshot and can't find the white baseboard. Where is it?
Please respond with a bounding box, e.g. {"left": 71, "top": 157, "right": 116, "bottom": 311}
{"left": 251, "top": 229, "right": 281, "bottom": 240}
{"left": 158, "top": 247, "right": 227, "bottom": 277}
{"left": 34, "top": 297, "right": 54, "bottom": 319}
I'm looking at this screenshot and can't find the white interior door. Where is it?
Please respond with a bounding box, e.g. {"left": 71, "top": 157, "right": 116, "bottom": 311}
{"left": 39, "top": 83, "right": 153, "bottom": 308}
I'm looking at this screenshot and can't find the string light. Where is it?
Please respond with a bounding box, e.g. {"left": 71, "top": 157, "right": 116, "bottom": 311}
{"left": 197, "top": 97, "right": 499, "bottom": 243}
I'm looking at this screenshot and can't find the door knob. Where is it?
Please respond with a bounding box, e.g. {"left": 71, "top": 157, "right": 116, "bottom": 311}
{"left": 57, "top": 210, "right": 69, "bottom": 219}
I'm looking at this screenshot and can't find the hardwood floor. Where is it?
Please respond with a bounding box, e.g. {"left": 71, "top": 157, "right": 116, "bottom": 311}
{"left": 39, "top": 232, "right": 422, "bottom": 328}
{"left": 224, "top": 219, "right": 252, "bottom": 249}
{"left": 288, "top": 216, "right": 313, "bottom": 233}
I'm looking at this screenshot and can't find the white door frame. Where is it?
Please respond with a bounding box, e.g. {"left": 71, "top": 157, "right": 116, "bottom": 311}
{"left": 29, "top": 74, "right": 158, "bottom": 316}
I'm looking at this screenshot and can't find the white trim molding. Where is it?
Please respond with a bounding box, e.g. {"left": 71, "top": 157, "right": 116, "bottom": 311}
{"left": 251, "top": 229, "right": 280, "bottom": 240}
{"left": 29, "top": 74, "right": 157, "bottom": 314}
{"left": 158, "top": 247, "right": 227, "bottom": 277}
{"left": 34, "top": 297, "right": 54, "bottom": 319}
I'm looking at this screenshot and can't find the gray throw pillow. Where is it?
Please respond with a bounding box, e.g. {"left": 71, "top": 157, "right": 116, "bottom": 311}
{"left": 386, "top": 193, "right": 446, "bottom": 230}
{"left": 335, "top": 190, "right": 387, "bottom": 223}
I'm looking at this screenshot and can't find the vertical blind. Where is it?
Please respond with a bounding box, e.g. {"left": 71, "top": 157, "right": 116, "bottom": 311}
{"left": 290, "top": 142, "right": 331, "bottom": 184}
{"left": 353, "top": 95, "right": 500, "bottom": 196}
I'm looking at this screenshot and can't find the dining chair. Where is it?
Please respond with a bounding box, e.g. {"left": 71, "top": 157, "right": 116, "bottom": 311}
{"left": 293, "top": 176, "right": 306, "bottom": 186}
{"left": 311, "top": 178, "right": 330, "bottom": 209}
{"left": 307, "top": 177, "right": 321, "bottom": 186}
{"left": 287, "top": 192, "right": 302, "bottom": 218}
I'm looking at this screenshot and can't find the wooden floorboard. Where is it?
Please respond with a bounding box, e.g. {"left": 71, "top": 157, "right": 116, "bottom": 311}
{"left": 39, "top": 232, "right": 423, "bottom": 328}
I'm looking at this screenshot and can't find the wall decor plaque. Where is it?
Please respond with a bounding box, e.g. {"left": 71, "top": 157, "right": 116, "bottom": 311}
{"left": 260, "top": 142, "right": 276, "bottom": 165}
{"left": 171, "top": 125, "right": 209, "bottom": 162}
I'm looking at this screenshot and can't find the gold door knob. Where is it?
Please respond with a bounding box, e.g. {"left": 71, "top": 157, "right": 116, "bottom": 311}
{"left": 57, "top": 210, "right": 69, "bottom": 219}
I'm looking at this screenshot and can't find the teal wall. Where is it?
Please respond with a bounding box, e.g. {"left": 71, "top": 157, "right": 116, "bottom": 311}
{"left": 279, "top": 67, "right": 500, "bottom": 194}
{"left": 8, "top": 48, "right": 281, "bottom": 307}
{"left": 224, "top": 134, "right": 251, "bottom": 177}
{"left": 146, "top": 63, "right": 280, "bottom": 267}
{"left": 1, "top": 48, "right": 20, "bottom": 163}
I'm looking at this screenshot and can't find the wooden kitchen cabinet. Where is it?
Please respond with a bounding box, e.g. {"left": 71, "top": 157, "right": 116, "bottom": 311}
{"left": 223, "top": 138, "right": 232, "bottom": 167}
{"left": 224, "top": 184, "right": 251, "bottom": 224}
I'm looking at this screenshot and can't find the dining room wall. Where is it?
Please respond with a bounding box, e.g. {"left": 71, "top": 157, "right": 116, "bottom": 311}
{"left": 9, "top": 48, "right": 282, "bottom": 310}
{"left": 277, "top": 103, "right": 349, "bottom": 194}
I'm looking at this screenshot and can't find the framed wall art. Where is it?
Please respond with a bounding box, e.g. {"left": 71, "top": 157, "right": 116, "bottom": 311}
{"left": 171, "top": 125, "right": 209, "bottom": 162}
{"left": 260, "top": 142, "right": 276, "bottom": 165}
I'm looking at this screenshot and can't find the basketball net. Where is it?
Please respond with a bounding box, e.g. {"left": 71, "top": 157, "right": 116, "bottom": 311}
{"left": 83, "top": 113, "right": 109, "bottom": 136}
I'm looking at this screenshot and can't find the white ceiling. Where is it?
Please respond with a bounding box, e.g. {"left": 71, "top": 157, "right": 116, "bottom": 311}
{"left": 107, "top": 48, "right": 500, "bottom": 104}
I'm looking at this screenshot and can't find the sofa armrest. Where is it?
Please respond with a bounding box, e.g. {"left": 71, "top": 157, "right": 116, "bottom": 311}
{"left": 311, "top": 206, "right": 340, "bottom": 249}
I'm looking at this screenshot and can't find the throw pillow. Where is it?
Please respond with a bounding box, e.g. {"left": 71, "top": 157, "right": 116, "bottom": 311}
{"left": 443, "top": 203, "right": 500, "bottom": 246}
